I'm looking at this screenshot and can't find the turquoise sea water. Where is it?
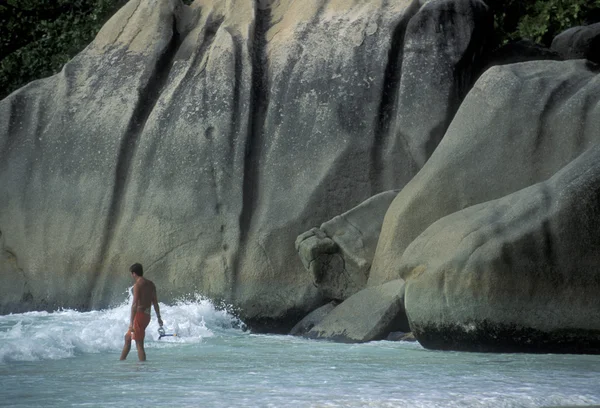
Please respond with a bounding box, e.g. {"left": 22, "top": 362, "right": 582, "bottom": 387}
{"left": 1, "top": 292, "right": 599, "bottom": 408}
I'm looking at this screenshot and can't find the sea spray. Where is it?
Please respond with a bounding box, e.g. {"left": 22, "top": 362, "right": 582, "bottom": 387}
{"left": 1, "top": 317, "right": 599, "bottom": 407}
{"left": 0, "top": 290, "right": 244, "bottom": 363}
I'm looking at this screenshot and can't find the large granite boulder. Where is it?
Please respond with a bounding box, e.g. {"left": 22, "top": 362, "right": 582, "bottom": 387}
{"left": 401, "top": 144, "right": 600, "bottom": 353}
{"left": 0, "top": 0, "right": 491, "bottom": 329}
{"left": 295, "top": 190, "right": 399, "bottom": 301}
{"left": 551, "top": 22, "right": 600, "bottom": 64}
{"left": 369, "top": 59, "right": 600, "bottom": 287}
{"left": 305, "top": 279, "right": 409, "bottom": 343}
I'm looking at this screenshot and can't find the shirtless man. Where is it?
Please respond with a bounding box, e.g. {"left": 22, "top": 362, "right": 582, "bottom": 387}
{"left": 119, "top": 263, "right": 163, "bottom": 361}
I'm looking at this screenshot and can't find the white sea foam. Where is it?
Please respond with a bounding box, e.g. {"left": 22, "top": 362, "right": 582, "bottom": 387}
{"left": 0, "top": 290, "right": 243, "bottom": 363}
{"left": 1, "top": 299, "right": 599, "bottom": 408}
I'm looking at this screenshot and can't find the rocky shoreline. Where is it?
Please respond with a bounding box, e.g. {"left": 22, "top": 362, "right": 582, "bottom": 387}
{"left": 1, "top": 0, "right": 599, "bottom": 353}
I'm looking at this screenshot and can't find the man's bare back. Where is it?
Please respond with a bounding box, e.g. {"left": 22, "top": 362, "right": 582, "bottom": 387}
{"left": 133, "top": 277, "right": 157, "bottom": 314}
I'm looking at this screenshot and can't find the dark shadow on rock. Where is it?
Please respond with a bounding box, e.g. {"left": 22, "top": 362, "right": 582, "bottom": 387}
{"left": 481, "top": 39, "right": 562, "bottom": 75}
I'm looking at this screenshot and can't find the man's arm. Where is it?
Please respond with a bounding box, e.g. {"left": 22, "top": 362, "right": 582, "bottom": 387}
{"left": 152, "top": 284, "right": 163, "bottom": 327}
{"left": 129, "top": 284, "right": 139, "bottom": 332}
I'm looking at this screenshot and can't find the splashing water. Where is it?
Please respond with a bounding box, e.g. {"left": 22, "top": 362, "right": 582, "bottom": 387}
{"left": 0, "top": 289, "right": 243, "bottom": 363}
{"left": 0, "top": 293, "right": 599, "bottom": 407}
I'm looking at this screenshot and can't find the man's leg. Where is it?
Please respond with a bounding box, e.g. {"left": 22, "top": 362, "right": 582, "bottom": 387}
{"left": 120, "top": 331, "right": 132, "bottom": 360}
{"left": 136, "top": 338, "right": 146, "bottom": 361}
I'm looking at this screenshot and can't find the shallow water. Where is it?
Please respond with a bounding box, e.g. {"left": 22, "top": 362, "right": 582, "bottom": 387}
{"left": 1, "top": 293, "right": 599, "bottom": 407}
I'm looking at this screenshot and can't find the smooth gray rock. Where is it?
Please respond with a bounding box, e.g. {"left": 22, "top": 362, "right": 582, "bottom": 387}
{"left": 0, "top": 0, "right": 492, "bottom": 328}
{"left": 289, "top": 301, "right": 337, "bottom": 336}
{"left": 402, "top": 144, "right": 600, "bottom": 353}
{"left": 295, "top": 190, "right": 399, "bottom": 301}
{"left": 306, "top": 279, "right": 409, "bottom": 343}
{"left": 369, "top": 59, "right": 600, "bottom": 287}
{"left": 551, "top": 22, "right": 600, "bottom": 64}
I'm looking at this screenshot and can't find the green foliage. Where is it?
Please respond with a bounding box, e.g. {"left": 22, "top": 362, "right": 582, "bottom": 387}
{"left": 491, "top": 0, "right": 600, "bottom": 45}
{"left": 0, "top": 0, "right": 197, "bottom": 100}
{"left": 0, "top": 0, "right": 128, "bottom": 99}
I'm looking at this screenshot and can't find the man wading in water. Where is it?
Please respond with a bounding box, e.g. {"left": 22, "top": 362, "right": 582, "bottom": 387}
{"left": 120, "top": 263, "right": 163, "bottom": 361}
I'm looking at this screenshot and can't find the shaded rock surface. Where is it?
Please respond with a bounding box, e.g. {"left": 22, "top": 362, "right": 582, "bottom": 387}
{"left": 295, "top": 190, "right": 399, "bottom": 301}
{"left": 369, "top": 59, "right": 600, "bottom": 287}
{"left": 0, "top": 0, "right": 491, "bottom": 327}
{"left": 401, "top": 144, "right": 600, "bottom": 353}
{"left": 306, "top": 279, "right": 409, "bottom": 343}
{"left": 551, "top": 22, "right": 600, "bottom": 64}
{"left": 289, "top": 301, "right": 337, "bottom": 336}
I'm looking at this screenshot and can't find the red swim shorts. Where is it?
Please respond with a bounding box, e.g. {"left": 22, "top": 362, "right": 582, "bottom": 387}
{"left": 131, "top": 311, "right": 151, "bottom": 341}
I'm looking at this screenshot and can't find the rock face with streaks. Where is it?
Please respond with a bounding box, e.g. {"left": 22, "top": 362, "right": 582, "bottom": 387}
{"left": 0, "top": 0, "right": 492, "bottom": 328}
{"left": 3, "top": 0, "right": 600, "bottom": 353}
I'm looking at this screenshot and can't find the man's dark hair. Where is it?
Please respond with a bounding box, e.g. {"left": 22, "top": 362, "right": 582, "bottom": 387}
{"left": 130, "top": 263, "right": 143, "bottom": 276}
